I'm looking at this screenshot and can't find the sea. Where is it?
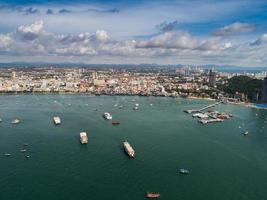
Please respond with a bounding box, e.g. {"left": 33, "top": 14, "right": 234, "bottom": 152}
{"left": 0, "top": 95, "right": 267, "bottom": 200}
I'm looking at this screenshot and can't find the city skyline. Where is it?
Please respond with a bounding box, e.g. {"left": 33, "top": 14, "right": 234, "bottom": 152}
{"left": 0, "top": 0, "right": 266, "bottom": 67}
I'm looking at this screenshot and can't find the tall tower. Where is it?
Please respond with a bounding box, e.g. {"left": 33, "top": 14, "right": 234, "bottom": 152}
{"left": 208, "top": 69, "right": 216, "bottom": 87}
{"left": 11, "top": 71, "right": 16, "bottom": 80}
{"left": 262, "top": 76, "right": 267, "bottom": 102}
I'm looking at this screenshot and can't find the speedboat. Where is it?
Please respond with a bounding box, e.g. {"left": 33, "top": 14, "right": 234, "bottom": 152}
{"left": 11, "top": 119, "right": 20, "bottom": 124}
{"left": 179, "top": 168, "right": 190, "bottom": 174}
{"left": 133, "top": 106, "right": 139, "bottom": 110}
{"left": 103, "top": 112, "right": 112, "bottom": 120}
{"left": 146, "top": 192, "right": 160, "bottom": 198}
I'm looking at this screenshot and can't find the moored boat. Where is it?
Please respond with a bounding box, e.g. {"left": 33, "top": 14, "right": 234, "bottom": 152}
{"left": 179, "top": 168, "right": 190, "bottom": 174}
{"left": 11, "top": 119, "right": 20, "bottom": 124}
{"left": 53, "top": 116, "right": 61, "bottom": 125}
{"left": 146, "top": 192, "right": 160, "bottom": 198}
{"left": 133, "top": 106, "right": 139, "bottom": 110}
{"left": 103, "top": 112, "right": 112, "bottom": 120}
{"left": 112, "top": 120, "right": 120, "bottom": 125}
{"left": 123, "top": 141, "right": 135, "bottom": 158}
{"left": 80, "top": 132, "right": 88, "bottom": 144}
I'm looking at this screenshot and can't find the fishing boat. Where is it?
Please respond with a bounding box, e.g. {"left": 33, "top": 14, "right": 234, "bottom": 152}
{"left": 146, "top": 192, "right": 160, "bottom": 198}
{"left": 112, "top": 120, "right": 120, "bottom": 125}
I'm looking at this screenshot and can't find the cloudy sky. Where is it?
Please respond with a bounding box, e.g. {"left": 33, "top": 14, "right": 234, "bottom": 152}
{"left": 0, "top": 0, "right": 266, "bottom": 67}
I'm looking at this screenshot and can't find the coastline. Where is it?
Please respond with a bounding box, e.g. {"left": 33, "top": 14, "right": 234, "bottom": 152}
{"left": 0, "top": 92, "right": 266, "bottom": 110}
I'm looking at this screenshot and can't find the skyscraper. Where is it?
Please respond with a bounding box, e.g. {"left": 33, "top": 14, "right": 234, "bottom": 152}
{"left": 208, "top": 69, "right": 216, "bottom": 87}
{"left": 262, "top": 76, "right": 267, "bottom": 102}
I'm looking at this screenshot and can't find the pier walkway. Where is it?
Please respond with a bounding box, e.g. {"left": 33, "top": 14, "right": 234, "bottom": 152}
{"left": 184, "top": 101, "right": 222, "bottom": 114}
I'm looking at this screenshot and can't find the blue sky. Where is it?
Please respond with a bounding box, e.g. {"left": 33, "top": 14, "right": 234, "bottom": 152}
{"left": 0, "top": 0, "right": 266, "bottom": 66}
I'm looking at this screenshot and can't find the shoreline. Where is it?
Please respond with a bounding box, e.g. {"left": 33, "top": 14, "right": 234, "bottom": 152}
{"left": 0, "top": 92, "right": 266, "bottom": 110}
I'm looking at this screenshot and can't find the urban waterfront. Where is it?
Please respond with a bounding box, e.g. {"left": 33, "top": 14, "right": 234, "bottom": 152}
{"left": 0, "top": 95, "right": 267, "bottom": 200}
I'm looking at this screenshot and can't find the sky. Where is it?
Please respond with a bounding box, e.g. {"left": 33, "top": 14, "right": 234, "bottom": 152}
{"left": 0, "top": 0, "right": 266, "bottom": 67}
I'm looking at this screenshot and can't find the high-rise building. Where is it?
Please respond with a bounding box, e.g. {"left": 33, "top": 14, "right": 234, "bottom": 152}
{"left": 11, "top": 71, "right": 16, "bottom": 80}
{"left": 92, "top": 71, "right": 98, "bottom": 80}
{"left": 208, "top": 69, "right": 216, "bottom": 87}
{"left": 262, "top": 76, "right": 267, "bottom": 102}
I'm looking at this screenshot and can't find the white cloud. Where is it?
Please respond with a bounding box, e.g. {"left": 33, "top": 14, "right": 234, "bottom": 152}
{"left": 0, "top": 21, "right": 266, "bottom": 67}
{"left": 135, "top": 31, "right": 231, "bottom": 51}
{"left": 213, "top": 22, "right": 255, "bottom": 36}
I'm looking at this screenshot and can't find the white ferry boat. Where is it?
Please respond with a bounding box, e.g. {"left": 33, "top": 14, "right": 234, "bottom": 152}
{"left": 80, "top": 132, "right": 88, "bottom": 144}
{"left": 123, "top": 141, "right": 135, "bottom": 158}
{"left": 103, "top": 112, "right": 112, "bottom": 120}
{"left": 11, "top": 119, "right": 20, "bottom": 124}
{"left": 53, "top": 116, "right": 61, "bottom": 125}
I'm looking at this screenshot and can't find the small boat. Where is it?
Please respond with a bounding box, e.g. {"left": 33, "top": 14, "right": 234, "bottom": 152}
{"left": 150, "top": 104, "right": 153, "bottom": 106}
{"left": 118, "top": 105, "right": 123, "bottom": 109}
{"left": 11, "top": 119, "right": 20, "bottom": 124}
{"left": 123, "top": 141, "right": 135, "bottom": 158}
{"left": 133, "top": 106, "right": 139, "bottom": 110}
{"left": 80, "top": 132, "right": 88, "bottom": 144}
{"left": 23, "top": 143, "right": 29, "bottom": 146}
{"left": 53, "top": 116, "right": 61, "bottom": 125}
{"left": 112, "top": 120, "right": 120, "bottom": 125}
{"left": 146, "top": 192, "right": 160, "bottom": 198}
{"left": 179, "top": 168, "right": 190, "bottom": 174}
{"left": 4, "top": 153, "right": 11, "bottom": 157}
{"left": 243, "top": 131, "right": 249, "bottom": 135}
{"left": 25, "top": 155, "right": 30, "bottom": 159}
{"left": 0, "top": 118, "right": 2, "bottom": 122}
{"left": 103, "top": 112, "right": 112, "bottom": 120}
{"left": 20, "top": 149, "right": 27, "bottom": 152}
{"left": 135, "top": 103, "right": 139, "bottom": 107}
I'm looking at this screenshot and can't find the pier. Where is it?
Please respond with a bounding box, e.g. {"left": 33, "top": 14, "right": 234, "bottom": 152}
{"left": 184, "top": 101, "right": 222, "bottom": 114}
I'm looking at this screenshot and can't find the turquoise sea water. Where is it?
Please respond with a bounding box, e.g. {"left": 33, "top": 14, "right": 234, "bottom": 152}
{"left": 0, "top": 95, "right": 267, "bottom": 200}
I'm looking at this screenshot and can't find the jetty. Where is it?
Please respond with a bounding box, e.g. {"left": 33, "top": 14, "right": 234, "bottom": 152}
{"left": 184, "top": 101, "right": 222, "bottom": 114}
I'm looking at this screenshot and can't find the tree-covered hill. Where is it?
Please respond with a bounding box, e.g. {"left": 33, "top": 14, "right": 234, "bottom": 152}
{"left": 219, "top": 76, "right": 263, "bottom": 100}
